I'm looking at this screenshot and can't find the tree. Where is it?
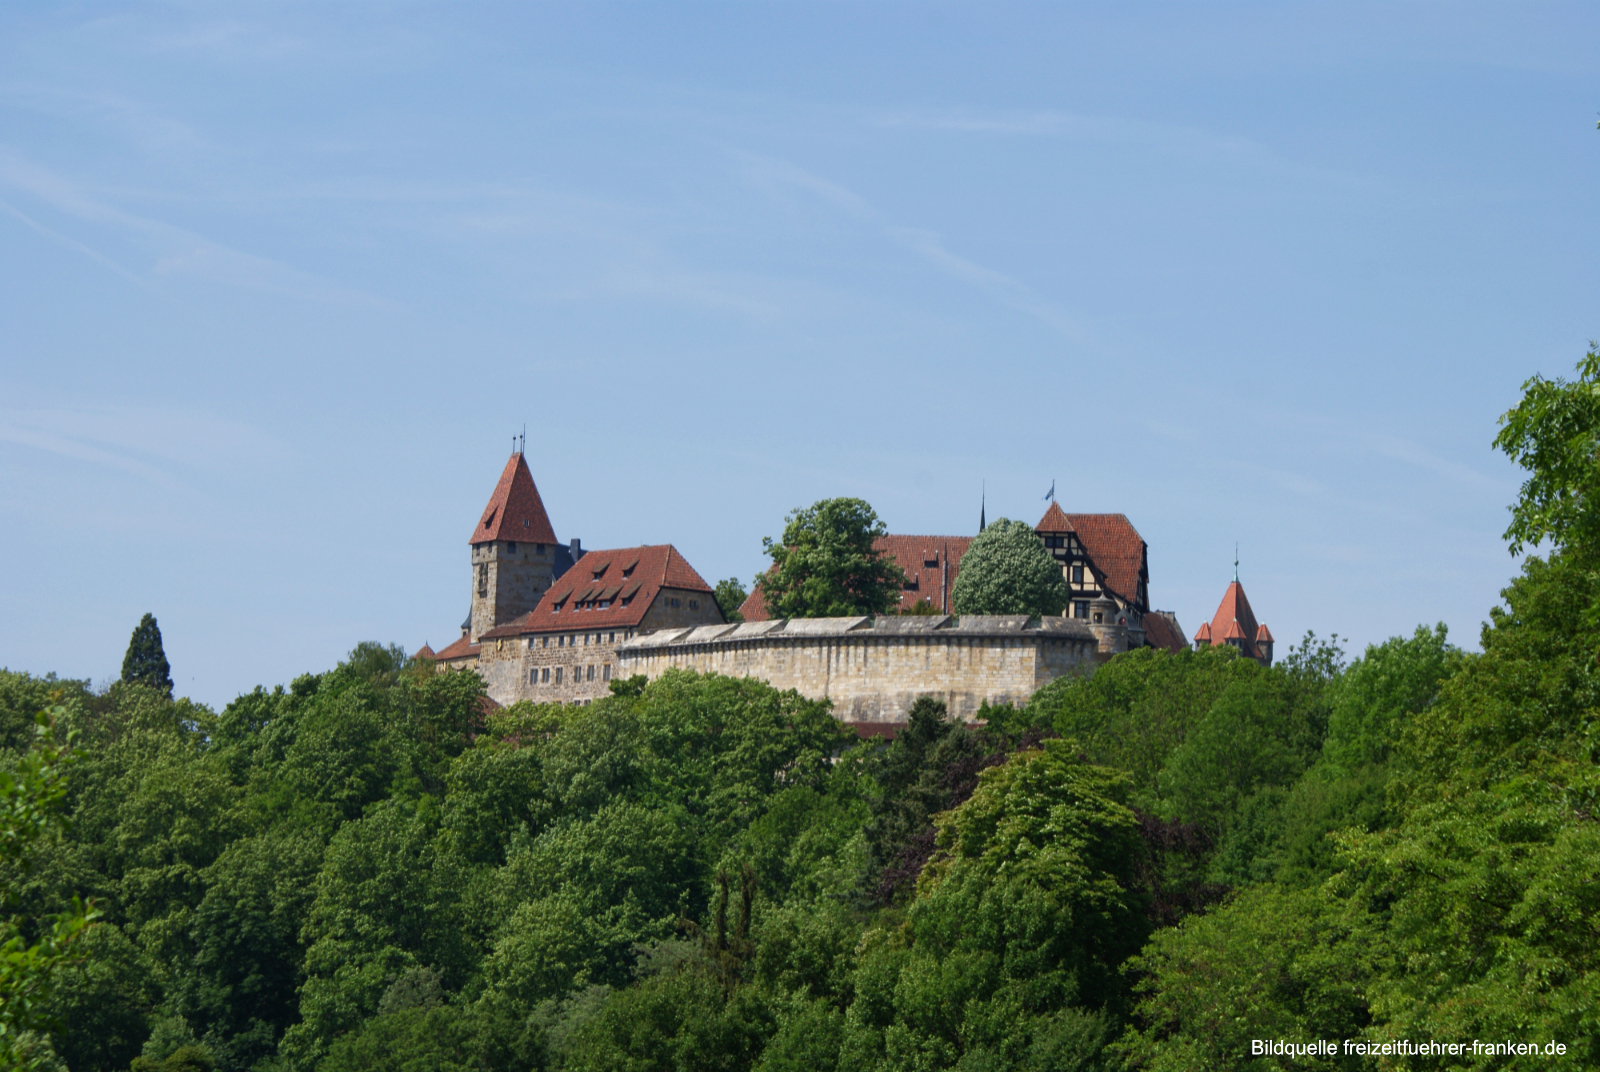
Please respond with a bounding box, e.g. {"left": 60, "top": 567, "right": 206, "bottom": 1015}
{"left": 1493, "top": 344, "right": 1600, "bottom": 558}
{"left": 713, "top": 578, "right": 747, "bottom": 623}
{"left": 120, "top": 614, "right": 173, "bottom": 697}
{"left": 757, "top": 499, "right": 908, "bottom": 619}
{"left": 0, "top": 710, "right": 100, "bottom": 1071}
{"left": 948, "top": 518, "right": 1069, "bottom": 617}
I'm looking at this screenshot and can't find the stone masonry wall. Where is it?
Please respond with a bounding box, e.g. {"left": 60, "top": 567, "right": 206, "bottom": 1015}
{"left": 617, "top": 615, "right": 1097, "bottom": 723}
{"left": 475, "top": 588, "right": 725, "bottom": 706}
{"left": 470, "top": 540, "right": 560, "bottom": 642}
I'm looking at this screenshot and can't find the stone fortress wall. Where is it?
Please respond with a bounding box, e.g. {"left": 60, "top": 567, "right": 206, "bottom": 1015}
{"left": 617, "top": 613, "right": 1100, "bottom": 723}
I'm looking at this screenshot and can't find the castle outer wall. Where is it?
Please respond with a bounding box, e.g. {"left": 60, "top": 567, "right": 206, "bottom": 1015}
{"left": 616, "top": 614, "right": 1098, "bottom": 723}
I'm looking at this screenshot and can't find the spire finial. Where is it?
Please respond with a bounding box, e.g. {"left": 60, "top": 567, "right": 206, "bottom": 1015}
{"left": 1234, "top": 542, "right": 1239, "bottom": 583}
{"left": 980, "top": 480, "right": 986, "bottom": 533}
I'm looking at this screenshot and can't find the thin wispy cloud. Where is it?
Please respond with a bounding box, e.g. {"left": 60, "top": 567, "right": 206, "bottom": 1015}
{"left": 870, "top": 107, "right": 1387, "bottom": 195}
{"left": 0, "top": 405, "right": 285, "bottom": 487}
{"left": 737, "top": 152, "right": 1086, "bottom": 340}
{"left": 0, "top": 196, "right": 152, "bottom": 289}
{"left": 0, "top": 147, "right": 383, "bottom": 305}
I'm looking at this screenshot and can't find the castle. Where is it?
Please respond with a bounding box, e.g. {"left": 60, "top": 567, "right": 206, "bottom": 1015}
{"left": 419, "top": 453, "right": 1272, "bottom": 723}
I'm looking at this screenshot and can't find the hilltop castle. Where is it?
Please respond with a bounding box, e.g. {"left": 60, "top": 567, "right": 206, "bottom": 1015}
{"left": 421, "top": 453, "right": 1270, "bottom": 721}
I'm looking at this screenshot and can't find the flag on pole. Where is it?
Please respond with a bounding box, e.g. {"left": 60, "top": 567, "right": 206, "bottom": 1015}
{"left": 1043, "top": 480, "right": 1055, "bottom": 502}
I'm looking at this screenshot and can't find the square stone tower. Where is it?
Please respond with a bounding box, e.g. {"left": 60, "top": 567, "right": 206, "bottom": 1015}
{"left": 468, "top": 453, "right": 567, "bottom": 642}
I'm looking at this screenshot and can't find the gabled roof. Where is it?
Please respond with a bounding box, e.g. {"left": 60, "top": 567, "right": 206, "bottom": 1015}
{"left": 414, "top": 643, "right": 436, "bottom": 660}
{"left": 1193, "top": 621, "right": 1213, "bottom": 643}
{"left": 432, "top": 635, "right": 480, "bottom": 662}
{"left": 480, "top": 544, "right": 717, "bottom": 637}
{"left": 471, "top": 453, "right": 558, "bottom": 546}
{"left": 1036, "top": 509, "right": 1148, "bottom": 606}
{"left": 737, "top": 534, "right": 975, "bottom": 620}
{"left": 1035, "top": 501, "right": 1075, "bottom": 533}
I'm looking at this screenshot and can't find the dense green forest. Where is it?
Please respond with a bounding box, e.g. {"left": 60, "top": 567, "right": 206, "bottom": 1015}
{"left": 5, "top": 355, "right": 1600, "bottom": 1070}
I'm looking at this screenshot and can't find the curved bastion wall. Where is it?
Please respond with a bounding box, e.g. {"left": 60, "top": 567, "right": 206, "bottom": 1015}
{"left": 615, "top": 614, "right": 1099, "bottom": 723}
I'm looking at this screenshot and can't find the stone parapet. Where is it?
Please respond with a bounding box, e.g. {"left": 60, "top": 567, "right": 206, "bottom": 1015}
{"left": 617, "top": 614, "right": 1097, "bottom": 723}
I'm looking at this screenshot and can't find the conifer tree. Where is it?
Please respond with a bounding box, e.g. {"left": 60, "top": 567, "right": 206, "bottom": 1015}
{"left": 120, "top": 613, "right": 173, "bottom": 696}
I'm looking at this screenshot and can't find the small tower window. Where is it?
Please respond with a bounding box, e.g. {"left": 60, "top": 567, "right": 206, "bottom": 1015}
{"left": 508, "top": 541, "right": 517, "bottom": 553}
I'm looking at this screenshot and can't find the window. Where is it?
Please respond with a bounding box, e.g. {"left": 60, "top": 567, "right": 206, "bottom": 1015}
{"left": 603, "top": 663, "right": 611, "bottom": 680}
{"left": 508, "top": 541, "right": 517, "bottom": 554}
{"left": 587, "top": 665, "right": 595, "bottom": 681}
{"left": 558, "top": 635, "right": 565, "bottom": 647}
{"left": 477, "top": 563, "right": 488, "bottom": 597}
{"left": 1071, "top": 565, "right": 1083, "bottom": 584}
{"left": 621, "top": 596, "right": 632, "bottom": 607}
{"left": 537, "top": 543, "right": 546, "bottom": 555}
{"left": 542, "top": 637, "right": 549, "bottom": 648}
{"left": 529, "top": 668, "right": 538, "bottom": 684}
{"left": 599, "top": 600, "right": 611, "bottom": 609}
{"left": 554, "top": 667, "right": 563, "bottom": 684}
{"left": 542, "top": 667, "right": 550, "bottom": 683}
{"left": 689, "top": 599, "right": 698, "bottom": 610}
{"left": 1093, "top": 612, "right": 1103, "bottom": 624}
{"left": 609, "top": 632, "right": 615, "bottom": 643}
{"left": 1045, "top": 535, "right": 1063, "bottom": 548}
{"left": 1074, "top": 601, "right": 1089, "bottom": 619}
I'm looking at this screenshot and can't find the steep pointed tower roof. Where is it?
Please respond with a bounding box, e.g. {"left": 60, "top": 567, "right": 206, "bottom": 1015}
{"left": 1205, "top": 580, "right": 1260, "bottom": 658}
{"left": 470, "top": 453, "right": 558, "bottom": 545}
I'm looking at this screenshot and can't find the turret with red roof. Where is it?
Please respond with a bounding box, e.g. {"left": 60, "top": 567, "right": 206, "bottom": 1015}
{"left": 1193, "top": 562, "right": 1274, "bottom": 667}
{"left": 467, "top": 452, "right": 575, "bottom": 642}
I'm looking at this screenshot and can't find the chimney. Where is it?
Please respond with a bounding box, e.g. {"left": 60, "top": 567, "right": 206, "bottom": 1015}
{"left": 570, "top": 537, "right": 585, "bottom": 561}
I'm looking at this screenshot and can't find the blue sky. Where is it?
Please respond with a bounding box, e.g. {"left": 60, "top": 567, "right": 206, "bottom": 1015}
{"left": 2, "top": 3, "right": 1596, "bottom": 708}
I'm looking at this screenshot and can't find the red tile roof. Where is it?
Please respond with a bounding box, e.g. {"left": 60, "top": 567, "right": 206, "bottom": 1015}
{"left": 1142, "top": 611, "right": 1188, "bottom": 654}
{"left": 471, "top": 453, "right": 558, "bottom": 546}
{"left": 480, "top": 543, "right": 716, "bottom": 637}
{"left": 737, "top": 534, "right": 975, "bottom": 620}
{"left": 414, "top": 643, "right": 436, "bottom": 660}
{"left": 1036, "top": 509, "right": 1148, "bottom": 607}
{"left": 1036, "top": 501, "right": 1075, "bottom": 533}
{"left": 1256, "top": 624, "right": 1275, "bottom": 643}
{"left": 432, "top": 636, "right": 480, "bottom": 662}
{"left": 1194, "top": 621, "right": 1213, "bottom": 643}
{"left": 1196, "top": 580, "right": 1265, "bottom": 660}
